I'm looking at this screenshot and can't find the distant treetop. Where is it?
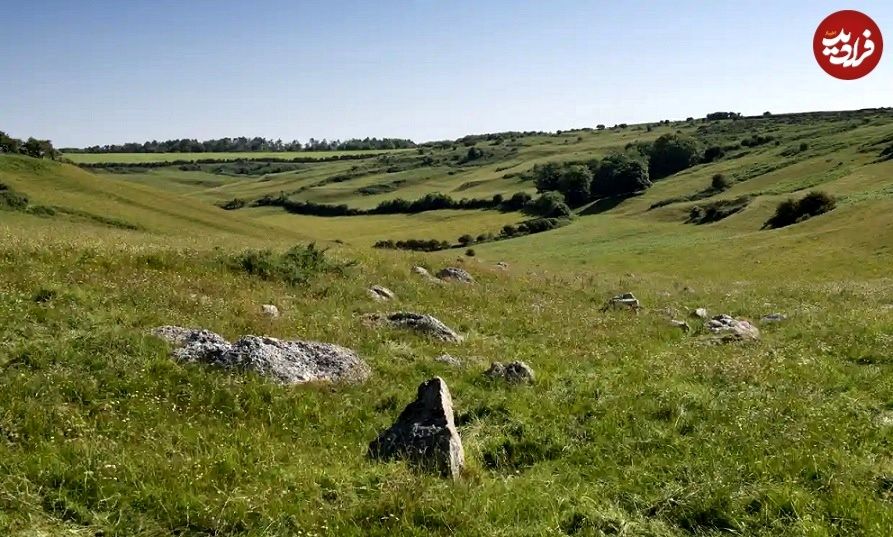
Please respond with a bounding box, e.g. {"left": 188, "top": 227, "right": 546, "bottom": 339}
{"left": 62, "top": 136, "right": 416, "bottom": 154}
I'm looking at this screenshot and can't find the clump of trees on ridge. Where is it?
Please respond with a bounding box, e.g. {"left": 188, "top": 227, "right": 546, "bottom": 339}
{"left": 0, "top": 131, "right": 57, "bottom": 159}
{"left": 63, "top": 136, "right": 416, "bottom": 154}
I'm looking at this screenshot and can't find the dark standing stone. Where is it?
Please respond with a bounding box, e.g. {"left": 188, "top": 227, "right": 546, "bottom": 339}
{"left": 368, "top": 377, "right": 465, "bottom": 478}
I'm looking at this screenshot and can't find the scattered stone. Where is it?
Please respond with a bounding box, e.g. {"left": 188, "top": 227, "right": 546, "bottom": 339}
{"left": 151, "top": 326, "right": 370, "bottom": 384}
{"left": 412, "top": 266, "right": 431, "bottom": 277}
{"left": 705, "top": 315, "right": 760, "bottom": 342}
{"left": 760, "top": 313, "right": 787, "bottom": 323}
{"left": 601, "top": 292, "right": 640, "bottom": 312}
{"left": 261, "top": 304, "right": 280, "bottom": 318}
{"left": 496, "top": 261, "right": 509, "bottom": 270}
{"left": 691, "top": 308, "right": 709, "bottom": 319}
{"left": 368, "top": 377, "right": 465, "bottom": 478}
{"left": 434, "top": 354, "right": 462, "bottom": 367}
{"left": 670, "top": 320, "right": 690, "bottom": 333}
{"left": 436, "top": 267, "right": 475, "bottom": 284}
{"left": 368, "top": 285, "right": 396, "bottom": 302}
{"left": 365, "top": 312, "right": 463, "bottom": 342}
{"left": 656, "top": 307, "right": 679, "bottom": 318}
{"left": 485, "top": 361, "right": 535, "bottom": 384}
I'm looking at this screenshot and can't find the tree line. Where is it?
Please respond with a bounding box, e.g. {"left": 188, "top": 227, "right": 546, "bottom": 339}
{"left": 0, "top": 131, "right": 57, "bottom": 159}
{"left": 63, "top": 136, "right": 416, "bottom": 154}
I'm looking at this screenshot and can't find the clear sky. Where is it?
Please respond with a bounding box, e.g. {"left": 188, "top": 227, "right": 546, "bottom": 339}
{"left": 1, "top": 0, "right": 891, "bottom": 147}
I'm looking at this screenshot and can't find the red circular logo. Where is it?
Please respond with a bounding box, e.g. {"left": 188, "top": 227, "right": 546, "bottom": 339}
{"left": 814, "top": 10, "right": 883, "bottom": 79}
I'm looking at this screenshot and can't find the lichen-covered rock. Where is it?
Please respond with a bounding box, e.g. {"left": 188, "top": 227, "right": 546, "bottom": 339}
{"left": 366, "top": 312, "right": 463, "bottom": 342}
{"left": 436, "top": 267, "right": 475, "bottom": 284}
{"left": 151, "top": 327, "right": 370, "bottom": 384}
{"left": 261, "top": 304, "right": 280, "bottom": 318}
{"left": 705, "top": 315, "right": 760, "bottom": 342}
{"left": 434, "top": 354, "right": 462, "bottom": 367}
{"left": 368, "top": 285, "right": 396, "bottom": 302}
{"left": 485, "top": 361, "right": 535, "bottom": 384}
{"left": 368, "top": 377, "right": 465, "bottom": 478}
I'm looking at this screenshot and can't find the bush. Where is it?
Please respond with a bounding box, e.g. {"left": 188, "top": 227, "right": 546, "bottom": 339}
{"left": 465, "top": 248, "right": 476, "bottom": 257}
{"left": 218, "top": 198, "right": 247, "bottom": 210}
{"left": 0, "top": 184, "right": 29, "bottom": 211}
{"left": 703, "top": 145, "right": 724, "bottom": 163}
{"left": 711, "top": 173, "right": 731, "bottom": 191}
{"left": 648, "top": 133, "right": 700, "bottom": 179}
{"left": 687, "top": 196, "right": 751, "bottom": 224}
{"left": 527, "top": 192, "right": 573, "bottom": 218}
{"left": 227, "top": 243, "right": 349, "bottom": 286}
{"left": 592, "top": 154, "right": 651, "bottom": 197}
{"left": 763, "top": 191, "right": 836, "bottom": 229}
{"left": 458, "top": 234, "right": 474, "bottom": 246}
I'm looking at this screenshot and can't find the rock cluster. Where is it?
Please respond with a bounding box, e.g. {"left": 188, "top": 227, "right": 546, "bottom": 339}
{"left": 705, "top": 315, "right": 760, "bottom": 342}
{"left": 436, "top": 267, "right": 475, "bottom": 284}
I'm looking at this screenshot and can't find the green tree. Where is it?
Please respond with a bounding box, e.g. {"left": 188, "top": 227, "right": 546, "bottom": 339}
{"left": 592, "top": 154, "right": 651, "bottom": 197}
{"left": 0, "top": 131, "right": 22, "bottom": 153}
{"left": 556, "top": 165, "right": 592, "bottom": 207}
{"left": 648, "top": 133, "right": 700, "bottom": 179}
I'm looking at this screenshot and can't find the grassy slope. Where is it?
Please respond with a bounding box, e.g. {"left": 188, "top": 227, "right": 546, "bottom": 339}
{"left": 2, "top": 111, "right": 893, "bottom": 535}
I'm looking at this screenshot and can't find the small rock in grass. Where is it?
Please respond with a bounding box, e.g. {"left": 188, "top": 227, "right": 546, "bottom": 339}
{"left": 705, "top": 315, "right": 760, "bottom": 342}
{"left": 691, "top": 307, "right": 709, "bottom": 319}
{"left": 436, "top": 267, "right": 475, "bottom": 284}
{"left": 601, "top": 292, "right": 640, "bottom": 312}
{"left": 670, "top": 319, "right": 690, "bottom": 332}
{"left": 368, "top": 285, "right": 396, "bottom": 302}
{"left": 485, "top": 361, "right": 535, "bottom": 384}
{"left": 434, "top": 354, "right": 462, "bottom": 367}
{"left": 261, "top": 304, "right": 280, "bottom": 318}
{"left": 760, "top": 313, "right": 787, "bottom": 323}
{"left": 364, "top": 312, "right": 463, "bottom": 343}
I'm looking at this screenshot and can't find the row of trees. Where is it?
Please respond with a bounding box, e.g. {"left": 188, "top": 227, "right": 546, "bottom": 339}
{"left": 0, "top": 131, "right": 57, "bottom": 159}
{"left": 64, "top": 136, "right": 416, "bottom": 154}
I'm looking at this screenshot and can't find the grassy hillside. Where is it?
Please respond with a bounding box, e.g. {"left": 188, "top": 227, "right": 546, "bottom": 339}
{"left": 3, "top": 109, "right": 893, "bottom": 535}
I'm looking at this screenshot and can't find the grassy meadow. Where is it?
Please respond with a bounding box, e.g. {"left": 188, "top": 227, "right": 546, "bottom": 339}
{"left": 2, "top": 109, "right": 893, "bottom": 535}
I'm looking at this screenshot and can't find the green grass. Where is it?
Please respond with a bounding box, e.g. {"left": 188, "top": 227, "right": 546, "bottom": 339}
{"left": 63, "top": 149, "right": 411, "bottom": 164}
{"left": 3, "top": 109, "right": 893, "bottom": 535}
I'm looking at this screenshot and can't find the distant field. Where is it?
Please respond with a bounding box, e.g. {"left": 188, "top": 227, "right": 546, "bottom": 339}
{"left": 63, "top": 149, "right": 411, "bottom": 164}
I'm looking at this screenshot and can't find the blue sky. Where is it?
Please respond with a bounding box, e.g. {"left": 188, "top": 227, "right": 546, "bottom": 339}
{"left": 1, "top": 0, "right": 891, "bottom": 147}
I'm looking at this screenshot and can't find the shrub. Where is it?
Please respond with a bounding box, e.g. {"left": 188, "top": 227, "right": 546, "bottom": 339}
{"left": 227, "top": 243, "right": 350, "bottom": 286}
{"left": 711, "top": 173, "right": 731, "bottom": 191}
{"left": 763, "top": 191, "right": 836, "bottom": 229}
{"left": 458, "top": 234, "right": 474, "bottom": 246}
{"left": 687, "top": 196, "right": 751, "bottom": 224}
{"left": 465, "top": 248, "right": 476, "bottom": 257}
{"left": 703, "top": 145, "right": 725, "bottom": 162}
{"left": 527, "top": 192, "right": 573, "bottom": 218}
{"left": 0, "top": 184, "right": 29, "bottom": 211}
{"left": 218, "top": 198, "right": 247, "bottom": 210}
{"left": 648, "top": 134, "right": 700, "bottom": 179}
{"left": 799, "top": 142, "right": 809, "bottom": 152}
{"left": 592, "top": 154, "right": 651, "bottom": 197}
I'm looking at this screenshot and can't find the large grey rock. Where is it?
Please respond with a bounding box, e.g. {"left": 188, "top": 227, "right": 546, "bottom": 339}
{"left": 485, "top": 361, "right": 535, "bottom": 384}
{"left": 368, "top": 285, "right": 396, "bottom": 302}
{"left": 151, "top": 326, "right": 370, "bottom": 384}
{"left": 601, "top": 292, "right": 641, "bottom": 312}
{"left": 705, "top": 315, "right": 760, "bottom": 342}
{"left": 436, "top": 267, "right": 475, "bottom": 284}
{"left": 411, "top": 266, "right": 443, "bottom": 284}
{"left": 366, "top": 312, "right": 463, "bottom": 342}
{"left": 368, "top": 377, "right": 465, "bottom": 478}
